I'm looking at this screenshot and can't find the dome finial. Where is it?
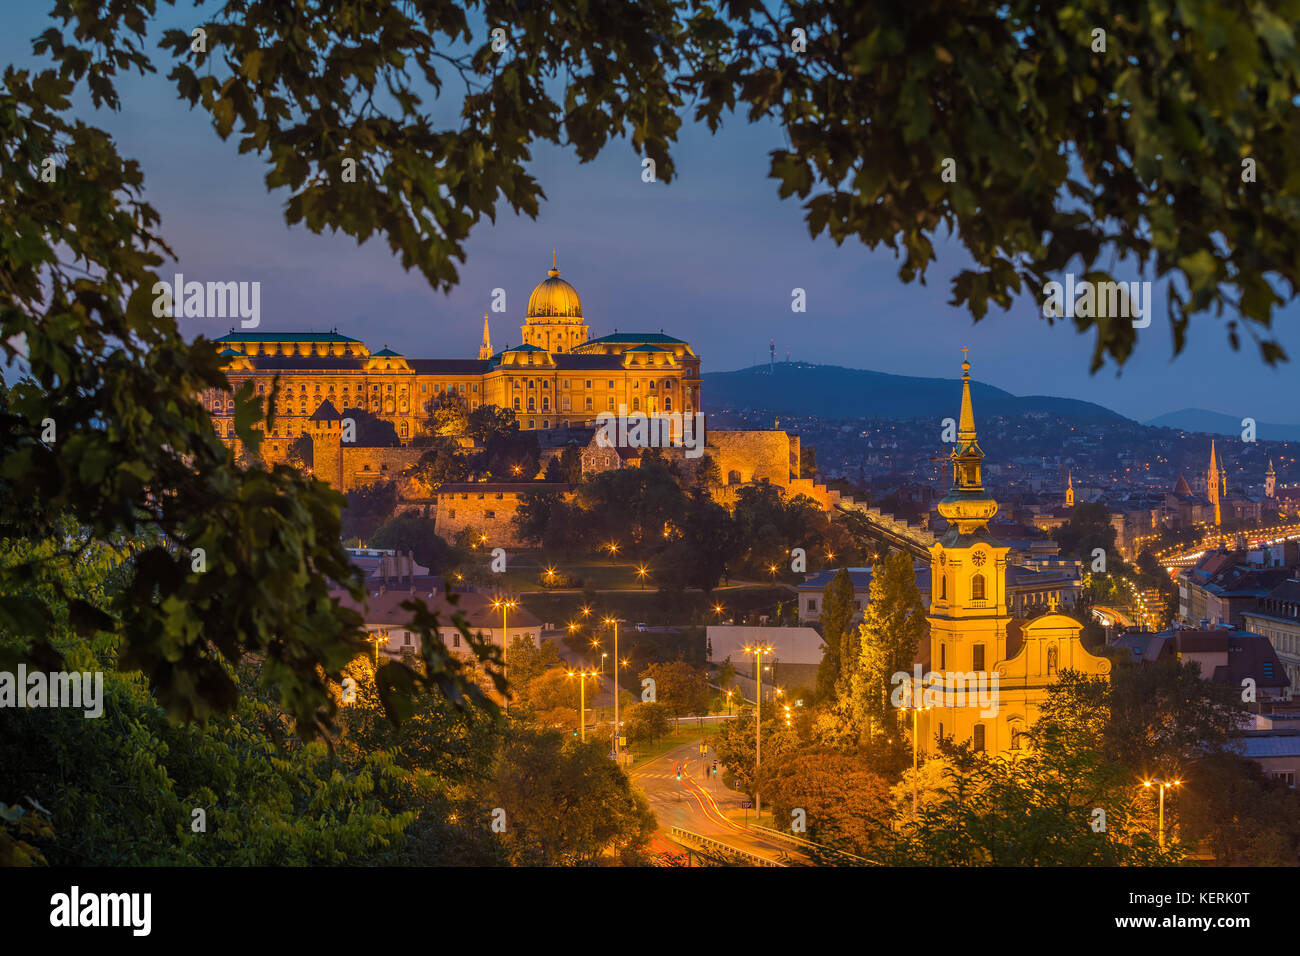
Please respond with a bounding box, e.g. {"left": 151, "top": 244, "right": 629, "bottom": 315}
{"left": 549, "top": 249, "right": 559, "bottom": 277}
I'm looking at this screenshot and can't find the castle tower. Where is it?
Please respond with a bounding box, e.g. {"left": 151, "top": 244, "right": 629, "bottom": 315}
{"left": 1065, "top": 470, "right": 1075, "bottom": 508}
{"left": 521, "top": 251, "right": 588, "bottom": 353}
{"left": 307, "top": 399, "right": 344, "bottom": 491}
{"left": 1209, "top": 440, "right": 1222, "bottom": 526}
{"left": 1266, "top": 459, "right": 1277, "bottom": 499}
{"left": 478, "top": 315, "right": 494, "bottom": 360}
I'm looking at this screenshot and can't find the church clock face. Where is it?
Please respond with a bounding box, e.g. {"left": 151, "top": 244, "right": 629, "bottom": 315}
{"left": 971, "top": 550, "right": 986, "bottom": 567}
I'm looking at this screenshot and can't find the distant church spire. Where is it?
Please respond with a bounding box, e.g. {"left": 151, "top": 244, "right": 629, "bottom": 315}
{"left": 1065, "top": 471, "right": 1075, "bottom": 508}
{"left": 479, "top": 314, "right": 493, "bottom": 360}
{"left": 1266, "top": 458, "right": 1277, "bottom": 499}
{"left": 1208, "top": 440, "right": 1222, "bottom": 526}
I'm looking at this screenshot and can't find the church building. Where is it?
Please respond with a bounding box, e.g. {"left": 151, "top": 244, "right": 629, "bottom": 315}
{"left": 922, "top": 352, "right": 1111, "bottom": 756}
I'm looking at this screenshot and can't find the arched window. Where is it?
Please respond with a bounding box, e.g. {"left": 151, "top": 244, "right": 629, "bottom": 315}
{"left": 973, "top": 724, "right": 986, "bottom": 752}
{"left": 664, "top": 397, "right": 672, "bottom": 411}
{"left": 528, "top": 397, "right": 536, "bottom": 411}
{"left": 971, "top": 574, "right": 986, "bottom": 601}
{"left": 940, "top": 576, "right": 947, "bottom": 600}
{"left": 542, "top": 397, "right": 550, "bottom": 411}
{"left": 632, "top": 397, "right": 640, "bottom": 411}
{"left": 585, "top": 397, "right": 593, "bottom": 410}
{"left": 513, "top": 397, "right": 521, "bottom": 411}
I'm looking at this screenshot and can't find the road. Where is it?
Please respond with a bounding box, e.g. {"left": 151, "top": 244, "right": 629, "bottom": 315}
{"left": 628, "top": 739, "right": 800, "bottom": 865}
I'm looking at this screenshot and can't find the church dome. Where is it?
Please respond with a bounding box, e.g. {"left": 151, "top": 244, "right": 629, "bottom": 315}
{"left": 526, "top": 255, "right": 582, "bottom": 321}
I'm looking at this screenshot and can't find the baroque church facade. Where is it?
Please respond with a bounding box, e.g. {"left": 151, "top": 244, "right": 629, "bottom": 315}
{"left": 922, "top": 353, "right": 1112, "bottom": 756}
{"left": 201, "top": 255, "right": 701, "bottom": 462}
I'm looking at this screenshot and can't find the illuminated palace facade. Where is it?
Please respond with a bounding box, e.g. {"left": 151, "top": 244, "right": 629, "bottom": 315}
{"left": 202, "top": 256, "right": 701, "bottom": 452}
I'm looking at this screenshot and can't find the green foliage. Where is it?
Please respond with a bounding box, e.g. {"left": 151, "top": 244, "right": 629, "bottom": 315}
{"left": 422, "top": 391, "right": 469, "bottom": 437}
{"left": 285, "top": 432, "right": 313, "bottom": 470}
{"left": 849, "top": 551, "right": 926, "bottom": 742}
{"left": 1055, "top": 501, "right": 1127, "bottom": 574}
{"left": 490, "top": 729, "right": 656, "bottom": 865}
{"left": 640, "top": 660, "right": 710, "bottom": 719}
{"left": 622, "top": 700, "right": 673, "bottom": 746}
{"left": 409, "top": 437, "right": 469, "bottom": 491}
{"left": 711, "top": 705, "right": 800, "bottom": 799}
{"left": 341, "top": 481, "right": 399, "bottom": 543}
{"left": 368, "top": 513, "right": 454, "bottom": 573}
{"left": 815, "top": 568, "right": 855, "bottom": 700}
{"left": 759, "top": 749, "right": 891, "bottom": 856}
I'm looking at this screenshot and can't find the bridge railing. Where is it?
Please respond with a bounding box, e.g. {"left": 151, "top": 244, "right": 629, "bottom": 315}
{"left": 667, "top": 826, "right": 785, "bottom": 867}
{"left": 746, "top": 823, "right": 879, "bottom": 865}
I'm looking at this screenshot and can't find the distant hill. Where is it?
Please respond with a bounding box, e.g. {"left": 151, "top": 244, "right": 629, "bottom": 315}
{"left": 1145, "top": 408, "right": 1300, "bottom": 442}
{"left": 702, "top": 363, "right": 1128, "bottom": 423}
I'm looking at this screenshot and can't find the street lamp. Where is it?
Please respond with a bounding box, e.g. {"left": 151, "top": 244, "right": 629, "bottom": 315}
{"left": 900, "top": 702, "right": 930, "bottom": 822}
{"left": 725, "top": 688, "right": 733, "bottom": 716}
{"left": 491, "top": 596, "right": 518, "bottom": 712}
{"left": 636, "top": 564, "right": 650, "bottom": 590}
{"left": 768, "top": 564, "right": 777, "bottom": 582}
{"left": 606, "top": 541, "right": 619, "bottom": 559}
{"left": 604, "top": 617, "right": 622, "bottom": 761}
{"left": 566, "top": 667, "right": 600, "bottom": 742}
{"left": 1142, "top": 778, "right": 1182, "bottom": 848}
{"left": 741, "top": 643, "right": 774, "bottom": 821}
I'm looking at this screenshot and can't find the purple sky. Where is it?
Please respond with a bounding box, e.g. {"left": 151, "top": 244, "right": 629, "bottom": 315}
{"left": 8, "top": 7, "right": 1299, "bottom": 423}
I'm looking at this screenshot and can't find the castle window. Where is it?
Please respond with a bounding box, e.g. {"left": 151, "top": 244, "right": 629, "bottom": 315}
{"left": 363, "top": 465, "right": 371, "bottom": 471}
{"left": 542, "top": 397, "right": 550, "bottom": 410}
{"left": 543, "top": 420, "right": 549, "bottom": 429}
{"left": 972, "top": 644, "right": 985, "bottom": 670}
{"left": 586, "top": 398, "right": 593, "bottom": 410}
{"left": 649, "top": 380, "right": 655, "bottom": 389}
{"left": 971, "top": 574, "right": 986, "bottom": 602}
{"left": 1010, "top": 724, "right": 1022, "bottom": 750}
{"left": 514, "top": 398, "right": 521, "bottom": 411}
{"left": 586, "top": 380, "right": 592, "bottom": 388}
{"left": 529, "top": 379, "right": 535, "bottom": 389}
{"left": 459, "top": 384, "right": 465, "bottom": 394}
{"left": 448, "top": 510, "right": 455, "bottom": 519}
{"left": 632, "top": 397, "right": 640, "bottom": 411}
{"left": 563, "top": 380, "right": 570, "bottom": 389}
{"left": 664, "top": 397, "right": 672, "bottom": 411}
{"left": 485, "top": 510, "right": 495, "bottom": 519}
{"left": 528, "top": 398, "right": 536, "bottom": 411}
{"left": 528, "top": 420, "right": 535, "bottom": 428}
{"left": 607, "top": 380, "right": 613, "bottom": 388}
{"left": 542, "top": 380, "right": 549, "bottom": 388}
{"left": 472, "top": 384, "right": 478, "bottom": 392}
{"left": 607, "top": 397, "right": 614, "bottom": 410}
{"left": 513, "top": 380, "right": 520, "bottom": 389}
{"left": 634, "top": 380, "right": 640, "bottom": 389}
{"left": 973, "top": 724, "right": 986, "bottom": 752}
{"left": 665, "top": 380, "right": 673, "bottom": 389}
{"left": 421, "top": 384, "right": 427, "bottom": 393}
{"left": 257, "top": 384, "right": 264, "bottom": 394}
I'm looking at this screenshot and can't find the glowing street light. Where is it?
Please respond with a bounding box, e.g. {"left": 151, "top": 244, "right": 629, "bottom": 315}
{"left": 604, "top": 616, "right": 623, "bottom": 761}
{"left": 1142, "top": 778, "right": 1182, "bottom": 848}
{"left": 491, "top": 596, "right": 518, "bottom": 712}
{"left": 636, "top": 564, "right": 650, "bottom": 590}
{"left": 899, "top": 700, "right": 931, "bottom": 822}
{"left": 741, "top": 643, "right": 774, "bottom": 820}
{"left": 606, "top": 541, "right": 620, "bottom": 558}
{"left": 566, "top": 667, "right": 600, "bottom": 742}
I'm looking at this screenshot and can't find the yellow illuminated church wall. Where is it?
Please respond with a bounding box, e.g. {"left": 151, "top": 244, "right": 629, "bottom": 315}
{"left": 920, "top": 353, "right": 1111, "bottom": 758}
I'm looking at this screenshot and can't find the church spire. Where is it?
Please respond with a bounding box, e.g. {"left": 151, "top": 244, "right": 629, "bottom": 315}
{"left": 937, "top": 349, "right": 999, "bottom": 536}
{"left": 1208, "top": 440, "right": 1222, "bottom": 526}
{"left": 1065, "top": 470, "right": 1075, "bottom": 508}
{"left": 478, "top": 314, "right": 494, "bottom": 360}
{"left": 1266, "top": 458, "right": 1277, "bottom": 499}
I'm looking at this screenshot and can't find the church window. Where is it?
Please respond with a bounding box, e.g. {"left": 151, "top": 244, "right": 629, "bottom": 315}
{"left": 665, "top": 380, "right": 673, "bottom": 389}
{"left": 1010, "top": 724, "right": 1022, "bottom": 750}
{"left": 972, "top": 644, "right": 985, "bottom": 670}
{"left": 939, "top": 644, "right": 946, "bottom": 669}
{"left": 971, "top": 574, "right": 986, "bottom": 601}
{"left": 300, "top": 385, "right": 307, "bottom": 394}
{"left": 940, "top": 576, "right": 947, "bottom": 600}
{"left": 973, "top": 724, "right": 986, "bottom": 752}
{"left": 937, "top": 723, "right": 944, "bottom": 743}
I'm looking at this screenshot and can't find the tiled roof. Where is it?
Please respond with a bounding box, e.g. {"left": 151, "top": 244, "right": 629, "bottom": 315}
{"left": 584, "top": 332, "right": 686, "bottom": 345}
{"left": 408, "top": 359, "right": 490, "bottom": 374}
{"left": 798, "top": 568, "right": 874, "bottom": 591}
{"left": 308, "top": 399, "right": 342, "bottom": 422}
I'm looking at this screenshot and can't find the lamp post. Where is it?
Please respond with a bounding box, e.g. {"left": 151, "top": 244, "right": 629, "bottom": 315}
{"left": 491, "top": 596, "right": 518, "bottom": 712}
{"left": 901, "top": 702, "right": 930, "bottom": 822}
{"left": 636, "top": 564, "right": 650, "bottom": 590}
{"left": 604, "top": 617, "right": 622, "bottom": 761}
{"left": 1143, "top": 778, "right": 1182, "bottom": 848}
{"left": 725, "top": 688, "right": 733, "bottom": 716}
{"left": 742, "top": 643, "right": 773, "bottom": 821}
{"left": 567, "top": 667, "right": 599, "bottom": 741}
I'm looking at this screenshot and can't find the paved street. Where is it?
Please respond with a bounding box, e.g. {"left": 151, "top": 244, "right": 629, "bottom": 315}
{"left": 629, "top": 739, "right": 800, "bottom": 865}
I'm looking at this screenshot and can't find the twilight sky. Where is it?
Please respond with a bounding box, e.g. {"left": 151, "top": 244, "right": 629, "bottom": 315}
{"left": 7, "top": 7, "right": 1299, "bottom": 423}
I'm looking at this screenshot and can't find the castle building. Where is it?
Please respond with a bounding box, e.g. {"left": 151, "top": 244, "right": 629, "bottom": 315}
{"left": 922, "top": 352, "right": 1110, "bottom": 757}
{"left": 202, "top": 255, "right": 702, "bottom": 465}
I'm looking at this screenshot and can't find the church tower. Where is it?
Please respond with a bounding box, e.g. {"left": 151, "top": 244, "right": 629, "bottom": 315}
{"left": 922, "top": 351, "right": 1109, "bottom": 757}
{"left": 1266, "top": 459, "right": 1277, "bottom": 499}
{"left": 1209, "top": 440, "right": 1222, "bottom": 526}
{"left": 926, "top": 350, "right": 1012, "bottom": 750}
{"left": 1065, "top": 471, "right": 1075, "bottom": 508}
{"left": 478, "top": 314, "right": 494, "bottom": 360}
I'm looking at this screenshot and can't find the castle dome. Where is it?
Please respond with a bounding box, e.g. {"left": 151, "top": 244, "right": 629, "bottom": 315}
{"left": 526, "top": 253, "right": 582, "bottom": 321}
